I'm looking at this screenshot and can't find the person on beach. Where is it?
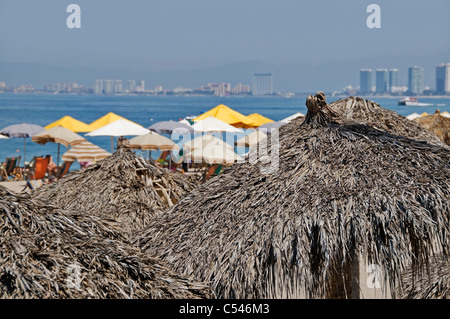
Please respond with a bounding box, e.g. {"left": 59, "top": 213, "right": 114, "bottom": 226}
{"left": 45, "top": 155, "right": 58, "bottom": 176}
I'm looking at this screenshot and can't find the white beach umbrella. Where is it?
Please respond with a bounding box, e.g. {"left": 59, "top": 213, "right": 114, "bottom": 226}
{"left": 185, "top": 139, "right": 242, "bottom": 164}
{"left": 235, "top": 130, "right": 268, "bottom": 148}
{"left": 406, "top": 113, "right": 421, "bottom": 121}
{"left": 183, "top": 134, "right": 234, "bottom": 152}
{"left": 191, "top": 116, "right": 243, "bottom": 133}
{"left": 129, "top": 131, "right": 179, "bottom": 160}
{"left": 86, "top": 119, "right": 150, "bottom": 152}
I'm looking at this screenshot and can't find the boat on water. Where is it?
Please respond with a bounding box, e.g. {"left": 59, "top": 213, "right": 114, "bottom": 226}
{"left": 398, "top": 97, "right": 433, "bottom": 106}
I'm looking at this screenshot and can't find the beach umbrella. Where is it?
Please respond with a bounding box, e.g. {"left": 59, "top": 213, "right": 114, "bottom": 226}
{"left": 413, "top": 110, "right": 450, "bottom": 145}
{"left": 183, "top": 134, "right": 234, "bottom": 152}
{"left": 86, "top": 119, "right": 150, "bottom": 152}
{"left": 148, "top": 120, "right": 195, "bottom": 135}
{"left": 61, "top": 140, "right": 111, "bottom": 163}
{"left": 246, "top": 113, "right": 274, "bottom": 127}
{"left": 88, "top": 112, "right": 138, "bottom": 131}
{"left": 441, "top": 111, "right": 450, "bottom": 118}
{"left": 191, "top": 116, "right": 243, "bottom": 133}
{"left": 405, "top": 113, "right": 421, "bottom": 121}
{"left": 281, "top": 112, "right": 305, "bottom": 123}
{"left": 0, "top": 186, "right": 211, "bottom": 299}
{"left": 129, "top": 131, "right": 179, "bottom": 160}
{"left": 235, "top": 130, "right": 268, "bottom": 148}
{"left": 185, "top": 139, "right": 242, "bottom": 164}
{"left": 0, "top": 123, "right": 45, "bottom": 163}
{"left": 135, "top": 92, "right": 450, "bottom": 299}
{"left": 193, "top": 104, "right": 256, "bottom": 128}
{"left": 45, "top": 115, "right": 91, "bottom": 133}
{"left": 32, "top": 126, "right": 85, "bottom": 166}
{"left": 329, "top": 96, "right": 445, "bottom": 147}
{"left": 256, "top": 121, "right": 286, "bottom": 133}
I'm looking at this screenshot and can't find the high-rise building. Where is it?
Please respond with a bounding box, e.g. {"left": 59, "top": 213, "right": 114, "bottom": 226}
{"left": 207, "top": 83, "right": 231, "bottom": 96}
{"left": 103, "top": 79, "right": 113, "bottom": 94}
{"left": 128, "top": 80, "right": 136, "bottom": 92}
{"left": 113, "top": 80, "right": 123, "bottom": 93}
{"left": 232, "top": 83, "right": 251, "bottom": 95}
{"left": 389, "top": 69, "right": 399, "bottom": 93}
{"left": 375, "top": 69, "right": 388, "bottom": 94}
{"left": 359, "top": 69, "right": 372, "bottom": 95}
{"left": 252, "top": 73, "right": 273, "bottom": 96}
{"left": 408, "top": 66, "right": 424, "bottom": 96}
{"left": 94, "top": 79, "right": 103, "bottom": 94}
{"left": 136, "top": 80, "right": 145, "bottom": 92}
{"left": 436, "top": 63, "right": 450, "bottom": 95}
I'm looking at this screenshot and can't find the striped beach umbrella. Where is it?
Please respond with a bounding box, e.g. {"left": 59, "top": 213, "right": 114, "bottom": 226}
{"left": 62, "top": 140, "right": 111, "bottom": 163}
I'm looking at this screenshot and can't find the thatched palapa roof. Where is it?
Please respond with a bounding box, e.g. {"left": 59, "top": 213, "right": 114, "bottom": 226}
{"left": 32, "top": 146, "right": 197, "bottom": 235}
{"left": 0, "top": 186, "right": 211, "bottom": 298}
{"left": 400, "top": 255, "right": 449, "bottom": 299}
{"left": 329, "top": 96, "right": 446, "bottom": 147}
{"left": 412, "top": 110, "right": 450, "bottom": 145}
{"left": 135, "top": 92, "right": 450, "bottom": 299}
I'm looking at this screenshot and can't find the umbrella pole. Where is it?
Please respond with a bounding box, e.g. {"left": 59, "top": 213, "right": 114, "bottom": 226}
{"left": 57, "top": 143, "right": 60, "bottom": 167}
{"left": 149, "top": 150, "right": 152, "bottom": 161}
{"left": 169, "top": 155, "right": 172, "bottom": 170}
{"left": 111, "top": 136, "right": 114, "bottom": 153}
{"left": 23, "top": 137, "right": 26, "bottom": 164}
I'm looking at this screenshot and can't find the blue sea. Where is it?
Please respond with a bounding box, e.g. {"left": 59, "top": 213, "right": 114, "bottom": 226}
{"left": 0, "top": 93, "right": 449, "bottom": 171}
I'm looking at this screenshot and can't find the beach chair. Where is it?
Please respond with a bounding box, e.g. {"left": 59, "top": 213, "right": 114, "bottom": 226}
{"left": 155, "top": 150, "right": 171, "bottom": 168}
{"left": 57, "top": 161, "right": 72, "bottom": 179}
{"left": 25, "top": 156, "right": 49, "bottom": 181}
{"left": 0, "top": 156, "right": 21, "bottom": 181}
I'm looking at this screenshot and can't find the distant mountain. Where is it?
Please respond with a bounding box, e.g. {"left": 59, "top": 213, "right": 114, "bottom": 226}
{"left": 1, "top": 51, "right": 449, "bottom": 92}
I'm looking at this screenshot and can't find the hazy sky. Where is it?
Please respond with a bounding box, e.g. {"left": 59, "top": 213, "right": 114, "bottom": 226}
{"left": 1, "top": 0, "right": 449, "bottom": 71}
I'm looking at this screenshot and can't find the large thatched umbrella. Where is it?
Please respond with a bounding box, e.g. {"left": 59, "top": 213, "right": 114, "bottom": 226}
{"left": 135, "top": 92, "right": 450, "bottom": 299}
{"left": 329, "top": 96, "right": 446, "bottom": 147}
{"left": 412, "top": 110, "right": 450, "bottom": 145}
{"left": 0, "top": 186, "right": 211, "bottom": 299}
{"left": 399, "top": 255, "right": 449, "bottom": 299}
{"left": 31, "top": 145, "right": 196, "bottom": 236}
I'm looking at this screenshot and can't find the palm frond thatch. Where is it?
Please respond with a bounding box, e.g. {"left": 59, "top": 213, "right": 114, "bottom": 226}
{"left": 330, "top": 96, "right": 446, "bottom": 147}
{"left": 0, "top": 186, "right": 211, "bottom": 299}
{"left": 412, "top": 111, "right": 450, "bottom": 145}
{"left": 31, "top": 146, "right": 197, "bottom": 235}
{"left": 135, "top": 92, "right": 450, "bottom": 299}
{"left": 400, "top": 255, "right": 449, "bottom": 299}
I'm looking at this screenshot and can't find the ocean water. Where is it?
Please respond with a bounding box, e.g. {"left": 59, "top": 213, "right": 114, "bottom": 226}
{"left": 0, "top": 93, "right": 449, "bottom": 170}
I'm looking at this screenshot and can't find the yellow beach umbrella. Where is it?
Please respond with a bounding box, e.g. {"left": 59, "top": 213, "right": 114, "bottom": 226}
{"left": 420, "top": 112, "right": 429, "bottom": 117}
{"left": 45, "top": 116, "right": 92, "bottom": 133}
{"left": 193, "top": 104, "right": 256, "bottom": 128}
{"left": 88, "top": 112, "right": 139, "bottom": 131}
{"left": 246, "top": 113, "right": 274, "bottom": 127}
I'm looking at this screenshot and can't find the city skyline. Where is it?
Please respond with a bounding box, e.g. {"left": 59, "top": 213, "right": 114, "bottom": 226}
{"left": 1, "top": 0, "right": 450, "bottom": 92}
